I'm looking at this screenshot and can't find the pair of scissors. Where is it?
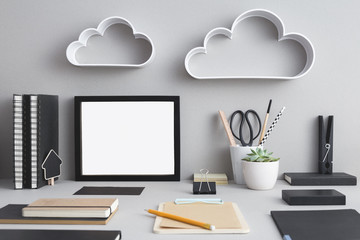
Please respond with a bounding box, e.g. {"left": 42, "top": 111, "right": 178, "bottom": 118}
{"left": 229, "top": 110, "right": 262, "bottom": 146}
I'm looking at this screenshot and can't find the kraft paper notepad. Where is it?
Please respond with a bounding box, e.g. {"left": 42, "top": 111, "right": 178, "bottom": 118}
{"left": 153, "top": 202, "right": 249, "bottom": 234}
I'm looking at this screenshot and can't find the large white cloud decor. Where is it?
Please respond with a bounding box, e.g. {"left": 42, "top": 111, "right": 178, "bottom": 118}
{"left": 185, "top": 9, "right": 315, "bottom": 80}
{"left": 66, "top": 16, "right": 155, "bottom": 67}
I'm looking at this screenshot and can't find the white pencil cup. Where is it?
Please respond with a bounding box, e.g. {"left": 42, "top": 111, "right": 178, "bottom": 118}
{"left": 230, "top": 145, "right": 262, "bottom": 184}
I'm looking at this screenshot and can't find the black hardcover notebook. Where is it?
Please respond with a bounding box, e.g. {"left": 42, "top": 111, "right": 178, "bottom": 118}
{"left": 284, "top": 172, "right": 357, "bottom": 186}
{"left": 271, "top": 209, "right": 360, "bottom": 240}
{"left": 34, "top": 95, "right": 59, "bottom": 188}
{"left": 0, "top": 229, "right": 120, "bottom": 240}
{"left": 13, "top": 94, "right": 58, "bottom": 189}
{"left": 282, "top": 189, "right": 346, "bottom": 205}
{"left": 0, "top": 204, "right": 116, "bottom": 225}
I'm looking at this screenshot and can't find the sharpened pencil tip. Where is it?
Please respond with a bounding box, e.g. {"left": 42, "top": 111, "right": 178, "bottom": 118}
{"left": 267, "top": 99, "right": 272, "bottom": 113}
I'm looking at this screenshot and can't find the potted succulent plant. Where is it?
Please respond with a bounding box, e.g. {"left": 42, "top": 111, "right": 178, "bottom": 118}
{"left": 242, "top": 147, "right": 280, "bottom": 190}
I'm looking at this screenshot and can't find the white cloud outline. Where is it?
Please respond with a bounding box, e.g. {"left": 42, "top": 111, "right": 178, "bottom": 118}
{"left": 184, "top": 9, "right": 315, "bottom": 80}
{"left": 66, "top": 16, "right": 155, "bottom": 67}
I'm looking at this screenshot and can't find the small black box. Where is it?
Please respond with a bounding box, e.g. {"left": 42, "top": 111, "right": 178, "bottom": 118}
{"left": 282, "top": 189, "right": 345, "bottom": 205}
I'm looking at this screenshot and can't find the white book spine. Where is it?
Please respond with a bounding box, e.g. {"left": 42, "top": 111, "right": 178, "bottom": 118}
{"left": 13, "top": 95, "right": 23, "bottom": 189}
{"left": 30, "top": 95, "right": 38, "bottom": 189}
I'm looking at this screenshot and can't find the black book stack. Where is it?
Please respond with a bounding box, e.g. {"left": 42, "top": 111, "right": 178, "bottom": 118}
{"left": 13, "top": 94, "right": 58, "bottom": 189}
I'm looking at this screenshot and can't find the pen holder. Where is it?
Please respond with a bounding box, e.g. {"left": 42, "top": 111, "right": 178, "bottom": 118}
{"left": 230, "top": 145, "right": 261, "bottom": 184}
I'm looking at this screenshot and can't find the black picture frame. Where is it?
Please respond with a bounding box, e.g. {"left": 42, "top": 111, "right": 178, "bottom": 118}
{"left": 74, "top": 96, "right": 180, "bottom": 181}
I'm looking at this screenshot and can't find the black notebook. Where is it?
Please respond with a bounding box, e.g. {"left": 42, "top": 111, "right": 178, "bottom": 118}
{"left": 271, "top": 209, "right": 360, "bottom": 240}
{"left": 73, "top": 186, "right": 145, "bottom": 195}
{"left": 13, "top": 94, "right": 58, "bottom": 189}
{"left": 282, "top": 189, "right": 346, "bottom": 205}
{"left": 0, "top": 204, "right": 116, "bottom": 225}
{"left": 284, "top": 172, "right": 357, "bottom": 186}
{"left": 0, "top": 229, "right": 120, "bottom": 240}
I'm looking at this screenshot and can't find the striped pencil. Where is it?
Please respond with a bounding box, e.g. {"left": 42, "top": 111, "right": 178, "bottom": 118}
{"left": 259, "top": 107, "right": 285, "bottom": 146}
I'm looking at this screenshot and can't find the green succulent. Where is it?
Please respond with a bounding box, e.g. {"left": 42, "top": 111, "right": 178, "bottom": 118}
{"left": 242, "top": 147, "right": 280, "bottom": 162}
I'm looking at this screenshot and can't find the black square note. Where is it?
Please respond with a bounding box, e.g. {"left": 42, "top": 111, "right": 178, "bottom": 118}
{"left": 73, "top": 186, "right": 144, "bottom": 195}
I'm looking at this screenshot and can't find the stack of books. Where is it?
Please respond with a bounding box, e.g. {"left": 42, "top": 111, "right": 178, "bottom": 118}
{"left": 193, "top": 173, "right": 228, "bottom": 185}
{"left": 13, "top": 94, "right": 58, "bottom": 189}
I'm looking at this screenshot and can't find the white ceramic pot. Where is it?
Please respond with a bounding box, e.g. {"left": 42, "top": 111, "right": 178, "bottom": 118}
{"left": 242, "top": 160, "right": 279, "bottom": 190}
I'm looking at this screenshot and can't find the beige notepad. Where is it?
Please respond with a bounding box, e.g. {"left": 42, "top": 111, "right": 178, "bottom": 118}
{"left": 26, "top": 198, "right": 118, "bottom": 208}
{"left": 22, "top": 198, "right": 118, "bottom": 218}
{"left": 153, "top": 202, "right": 249, "bottom": 234}
{"left": 193, "top": 173, "right": 228, "bottom": 185}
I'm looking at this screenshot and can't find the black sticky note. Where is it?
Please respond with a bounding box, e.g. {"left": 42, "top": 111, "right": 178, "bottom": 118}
{"left": 73, "top": 186, "right": 144, "bottom": 195}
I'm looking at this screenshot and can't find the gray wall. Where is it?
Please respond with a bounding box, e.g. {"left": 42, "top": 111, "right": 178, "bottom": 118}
{"left": 1, "top": 0, "right": 359, "bottom": 180}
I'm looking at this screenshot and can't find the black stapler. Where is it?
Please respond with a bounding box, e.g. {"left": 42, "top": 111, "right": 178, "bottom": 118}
{"left": 318, "top": 115, "right": 333, "bottom": 174}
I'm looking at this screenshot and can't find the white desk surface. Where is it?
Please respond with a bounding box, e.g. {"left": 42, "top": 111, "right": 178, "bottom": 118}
{"left": 0, "top": 179, "right": 358, "bottom": 240}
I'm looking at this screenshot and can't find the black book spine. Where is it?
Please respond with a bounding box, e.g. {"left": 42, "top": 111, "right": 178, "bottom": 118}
{"left": 36, "top": 95, "right": 59, "bottom": 188}
{"left": 22, "top": 95, "right": 32, "bottom": 188}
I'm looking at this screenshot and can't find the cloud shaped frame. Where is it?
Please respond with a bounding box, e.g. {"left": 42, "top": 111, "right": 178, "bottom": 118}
{"left": 66, "top": 16, "right": 155, "bottom": 67}
{"left": 184, "top": 9, "right": 315, "bottom": 80}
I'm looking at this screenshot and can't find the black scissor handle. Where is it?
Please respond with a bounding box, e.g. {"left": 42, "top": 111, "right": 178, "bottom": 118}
{"left": 230, "top": 109, "right": 262, "bottom": 146}
{"left": 230, "top": 110, "right": 245, "bottom": 142}
{"left": 244, "top": 110, "right": 262, "bottom": 142}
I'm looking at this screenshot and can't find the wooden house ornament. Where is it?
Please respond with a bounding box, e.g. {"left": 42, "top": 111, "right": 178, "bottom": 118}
{"left": 41, "top": 149, "right": 62, "bottom": 186}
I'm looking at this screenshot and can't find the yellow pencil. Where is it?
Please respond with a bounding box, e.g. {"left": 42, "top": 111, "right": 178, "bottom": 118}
{"left": 145, "top": 209, "right": 215, "bottom": 230}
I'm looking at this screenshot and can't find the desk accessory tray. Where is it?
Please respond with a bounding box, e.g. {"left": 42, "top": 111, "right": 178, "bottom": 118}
{"left": 184, "top": 9, "right": 315, "bottom": 80}
{"left": 282, "top": 189, "right": 346, "bottom": 205}
{"left": 66, "top": 16, "right": 155, "bottom": 67}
